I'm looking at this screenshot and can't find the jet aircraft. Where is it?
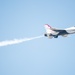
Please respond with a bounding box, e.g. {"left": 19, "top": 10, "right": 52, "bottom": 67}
{"left": 44, "top": 24, "right": 75, "bottom": 38}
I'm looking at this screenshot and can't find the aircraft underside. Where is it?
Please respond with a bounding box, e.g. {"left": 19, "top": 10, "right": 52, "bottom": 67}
{"left": 44, "top": 30, "right": 69, "bottom": 38}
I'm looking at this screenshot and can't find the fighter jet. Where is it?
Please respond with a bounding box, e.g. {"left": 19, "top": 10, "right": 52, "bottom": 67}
{"left": 44, "top": 24, "right": 75, "bottom": 38}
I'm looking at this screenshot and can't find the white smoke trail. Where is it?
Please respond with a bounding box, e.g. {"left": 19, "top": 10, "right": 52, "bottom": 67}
{"left": 0, "top": 35, "right": 44, "bottom": 47}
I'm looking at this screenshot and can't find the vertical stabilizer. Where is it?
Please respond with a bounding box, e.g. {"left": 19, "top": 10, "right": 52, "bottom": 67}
{"left": 44, "top": 24, "right": 52, "bottom": 33}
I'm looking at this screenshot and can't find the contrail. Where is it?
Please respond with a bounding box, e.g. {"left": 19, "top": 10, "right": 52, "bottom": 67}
{"left": 0, "top": 35, "right": 44, "bottom": 47}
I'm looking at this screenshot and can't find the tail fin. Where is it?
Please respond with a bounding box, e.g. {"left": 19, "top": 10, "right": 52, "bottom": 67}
{"left": 44, "top": 24, "right": 52, "bottom": 33}
{"left": 44, "top": 24, "right": 52, "bottom": 29}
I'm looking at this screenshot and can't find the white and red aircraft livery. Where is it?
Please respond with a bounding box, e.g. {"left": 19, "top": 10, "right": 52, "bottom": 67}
{"left": 44, "top": 24, "right": 75, "bottom": 38}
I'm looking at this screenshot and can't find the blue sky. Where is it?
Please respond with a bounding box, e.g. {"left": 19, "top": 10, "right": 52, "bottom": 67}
{"left": 0, "top": 0, "right": 75, "bottom": 75}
